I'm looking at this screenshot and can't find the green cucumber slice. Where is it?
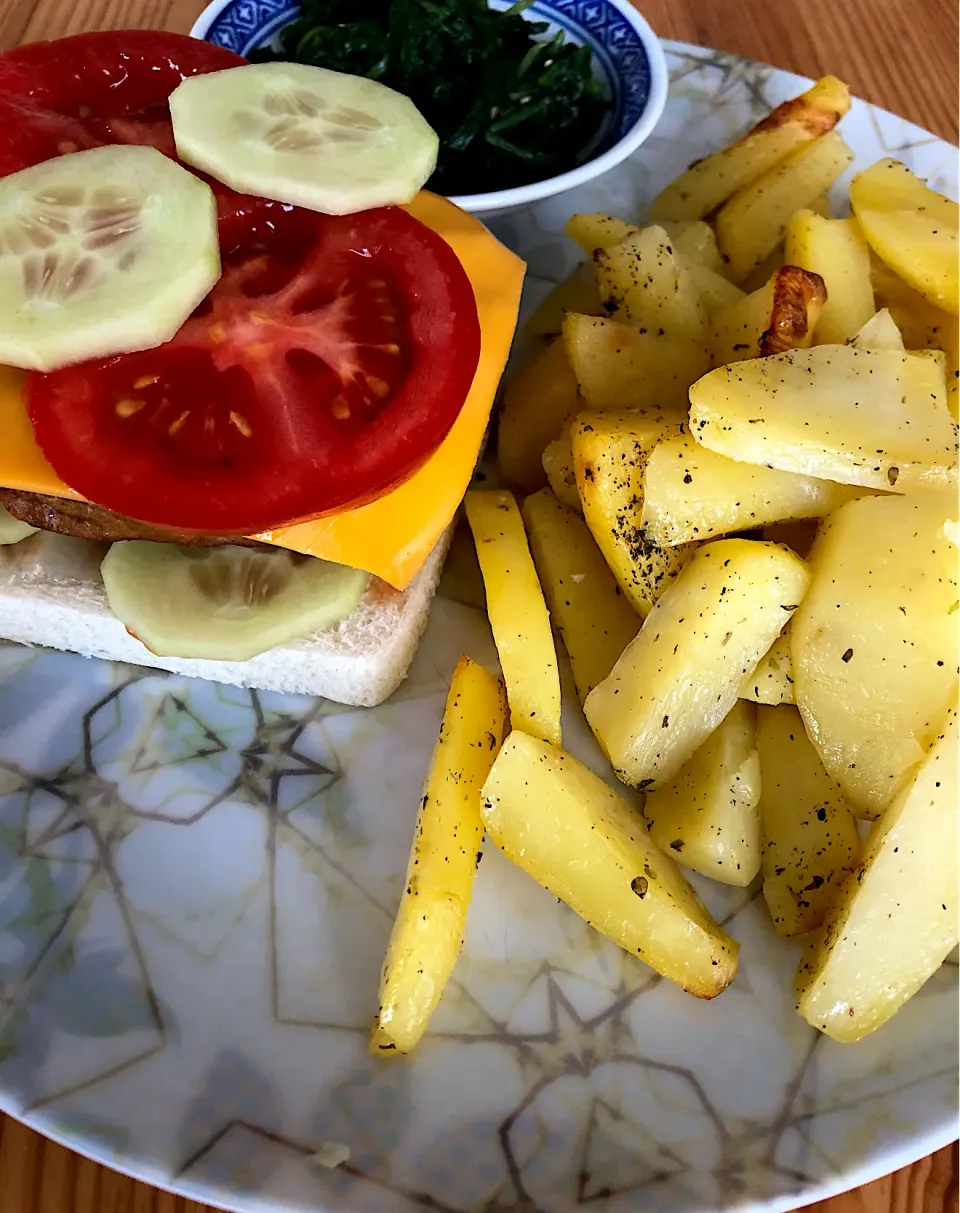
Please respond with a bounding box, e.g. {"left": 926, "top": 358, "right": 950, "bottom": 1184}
{"left": 170, "top": 62, "right": 439, "bottom": 216}
{"left": 0, "top": 145, "right": 219, "bottom": 372}
{"left": 101, "top": 542, "right": 369, "bottom": 661}
{"left": 0, "top": 505, "right": 37, "bottom": 545}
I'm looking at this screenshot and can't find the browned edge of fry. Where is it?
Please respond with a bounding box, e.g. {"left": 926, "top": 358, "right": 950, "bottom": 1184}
{"left": 750, "top": 93, "right": 843, "bottom": 139}
{"left": 759, "top": 267, "right": 828, "bottom": 356}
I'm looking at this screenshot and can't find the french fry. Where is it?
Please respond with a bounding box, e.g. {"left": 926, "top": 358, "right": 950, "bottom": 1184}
{"left": 563, "top": 313, "right": 707, "bottom": 413}
{"left": 757, "top": 703, "right": 859, "bottom": 937}
{"left": 465, "top": 489, "right": 562, "bottom": 745}
{"left": 497, "top": 337, "right": 580, "bottom": 491}
{"left": 371, "top": 656, "right": 507, "bottom": 1055}
{"left": 649, "top": 76, "right": 851, "bottom": 223}
{"left": 641, "top": 430, "right": 862, "bottom": 546}
{"left": 738, "top": 631, "right": 796, "bottom": 706}
{"left": 584, "top": 538, "right": 811, "bottom": 789}
{"left": 481, "top": 732, "right": 740, "bottom": 996}
{"left": 791, "top": 493, "right": 958, "bottom": 817}
{"left": 593, "top": 225, "right": 708, "bottom": 342}
{"left": 716, "top": 131, "right": 855, "bottom": 283}
{"left": 689, "top": 345, "right": 958, "bottom": 494}
{"left": 661, "top": 220, "right": 725, "bottom": 273}
{"left": 687, "top": 263, "right": 746, "bottom": 314}
{"left": 571, "top": 408, "right": 691, "bottom": 616}
{"left": 522, "top": 488, "right": 640, "bottom": 703}
{"left": 795, "top": 709, "right": 958, "bottom": 1042}
{"left": 541, "top": 427, "right": 581, "bottom": 513}
{"left": 710, "top": 266, "right": 826, "bottom": 366}
{"left": 565, "top": 212, "right": 638, "bottom": 254}
{"left": 784, "top": 211, "right": 875, "bottom": 344}
{"left": 524, "top": 261, "right": 602, "bottom": 340}
{"left": 851, "top": 159, "right": 958, "bottom": 315}
{"left": 643, "top": 699, "right": 762, "bottom": 887}
{"left": 850, "top": 308, "right": 905, "bottom": 351}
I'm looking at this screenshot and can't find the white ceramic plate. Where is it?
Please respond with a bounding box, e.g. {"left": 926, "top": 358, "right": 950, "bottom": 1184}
{"left": 0, "top": 39, "right": 956, "bottom": 1213}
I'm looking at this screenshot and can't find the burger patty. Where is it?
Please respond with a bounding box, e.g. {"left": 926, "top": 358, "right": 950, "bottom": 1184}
{"left": 0, "top": 489, "right": 265, "bottom": 548}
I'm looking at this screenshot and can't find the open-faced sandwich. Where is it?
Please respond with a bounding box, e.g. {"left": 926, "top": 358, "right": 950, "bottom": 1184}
{"left": 0, "top": 30, "right": 524, "bottom": 705}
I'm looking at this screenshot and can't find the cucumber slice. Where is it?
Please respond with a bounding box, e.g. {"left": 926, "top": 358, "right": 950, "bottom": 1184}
{"left": 170, "top": 63, "right": 439, "bottom": 216}
{"left": 0, "top": 505, "right": 37, "bottom": 545}
{"left": 0, "top": 145, "right": 219, "bottom": 372}
{"left": 101, "top": 542, "right": 369, "bottom": 661}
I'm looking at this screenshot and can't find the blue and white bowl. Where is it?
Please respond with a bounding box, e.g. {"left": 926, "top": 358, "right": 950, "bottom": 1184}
{"left": 191, "top": 0, "right": 668, "bottom": 215}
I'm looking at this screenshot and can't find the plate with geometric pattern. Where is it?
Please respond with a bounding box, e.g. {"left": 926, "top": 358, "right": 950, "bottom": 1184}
{"left": 0, "top": 40, "right": 956, "bottom": 1213}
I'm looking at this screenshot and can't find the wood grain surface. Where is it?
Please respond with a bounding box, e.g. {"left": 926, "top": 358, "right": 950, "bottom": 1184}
{"left": 0, "top": 0, "right": 956, "bottom": 1211}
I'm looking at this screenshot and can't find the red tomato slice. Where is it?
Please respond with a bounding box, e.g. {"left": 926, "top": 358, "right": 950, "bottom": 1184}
{"left": 0, "top": 30, "right": 243, "bottom": 115}
{"left": 27, "top": 206, "right": 482, "bottom": 535}
{"left": 0, "top": 94, "right": 102, "bottom": 177}
{"left": 0, "top": 31, "right": 264, "bottom": 230}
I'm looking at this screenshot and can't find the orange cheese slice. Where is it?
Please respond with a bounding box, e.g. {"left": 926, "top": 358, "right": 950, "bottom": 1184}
{"left": 0, "top": 191, "right": 524, "bottom": 589}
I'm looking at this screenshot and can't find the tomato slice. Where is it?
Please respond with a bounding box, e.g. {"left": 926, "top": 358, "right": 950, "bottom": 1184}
{"left": 0, "top": 31, "right": 264, "bottom": 232}
{"left": 0, "top": 93, "right": 102, "bottom": 177}
{"left": 0, "top": 30, "right": 243, "bottom": 116}
{"left": 26, "top": 206, "right": 482, "bottom": 535}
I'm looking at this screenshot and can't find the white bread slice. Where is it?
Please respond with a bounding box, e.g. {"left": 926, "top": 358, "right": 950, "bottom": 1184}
{"left": 0, "top": 528, "right": 451, "bottom": 706}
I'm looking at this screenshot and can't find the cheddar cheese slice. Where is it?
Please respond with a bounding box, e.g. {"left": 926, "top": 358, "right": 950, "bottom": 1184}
{"left": 0, "top": 192, "right": 524, "bottom": 589}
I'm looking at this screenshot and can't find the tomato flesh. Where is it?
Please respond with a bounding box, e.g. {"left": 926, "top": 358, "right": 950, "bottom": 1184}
{"left": 27, "top": 206, "right": 482, "bottom": 535}
{"left": 0, "top": 30, "right": 243, "bottom": 118}
{"left": 0, "top": 31, "right": 265, "bottom": 231}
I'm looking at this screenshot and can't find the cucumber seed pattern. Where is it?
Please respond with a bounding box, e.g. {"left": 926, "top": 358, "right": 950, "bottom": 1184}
{"left": 234, "top": 89, "right": 385, "bottom": 153}
{"left": 0, "top": 184, "right": 142, "bottom": 309}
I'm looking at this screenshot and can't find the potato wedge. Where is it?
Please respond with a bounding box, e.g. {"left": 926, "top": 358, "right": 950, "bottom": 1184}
{"left": 644, "top": 699, "right": 762, "bottom": 886}
{"left": 585, "top": 538, "right": 811, "bottom": 788}
{"left": 710, "top": 266, "right": 826, "bottom": 366}
{"left": 661, "top": 220, "right": 725, "bottom": 273}
{"left": 524, "top": 261, "right": 602, "bottom": 340}
{"left": 850, "top": 308, "right": 905, "bottom": 351}
{"left": 851, "top": 159, "right": 958, "bottom": 315}
{"left": 648, "top": 76, "right": 850, "bottom": 223}
{"left": 593, "top": 225, "right": 709, "bottom": 342}
{"left": 795, "top": 708, "right": 958, "bottom": 1042}
{"left": 522, "top": 488, "right": 640, "bottom": 703}
{"left": 791, "top": 492, "right": 959, "bottom": 816}
{"left": 689, "top": 345, "right": 959, "bottom": 494}
{"left": 784, "top": 211, "right": 875, "bottom": 344}
{"left": 716, "top": 131, "right": 855, "bottom": 283}
{"left": 480, "top": 732, "right": 739, "bottom": 996}
{"left": 641, "top": 431, "right": 863, "bottom": 546}
{"left": 497, "top": 337, "right": 580, "bottom": 491}
{"left": 541, "top": 428, "right": 581, "bottom": 513}
{"left": 465, "top": 489, "right": 561, "bottom": 746}
{"left": 870, "top": 258, "right": 959, "bottom": 418}
{"left": 563, "top": 313, "right": 708, "bottom": 413}
{"left": 566, "top": 212, "right": 638, "bottom": 255}
{"left": 739, "top": 631, "right": 796, "bottom": 705}
{"left": 371, "top": 656, "right": 507, "bottom": 1054}
{"left": 912, "top": 349, "right": 951, "bottom": 400}
{"left": 687, "top": 262, "right": 746, "bottom": 315}
{"left": 870, "top": 254, "right": 955, "bottom": 347}
{"left": 572, "top": 409, "right": 692, "bottom": 616}
{"left": 756, "top": 704, "right": 859, "bottom": 937}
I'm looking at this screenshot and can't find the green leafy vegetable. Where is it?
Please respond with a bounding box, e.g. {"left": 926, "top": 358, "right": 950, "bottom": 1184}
{"left": 251, "top": 0, "right": 609, "bottom": 195}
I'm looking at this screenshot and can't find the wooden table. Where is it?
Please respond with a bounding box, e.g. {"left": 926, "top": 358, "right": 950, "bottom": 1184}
{"left": 0, "top": 0, "right": 956, "bottom": 1210}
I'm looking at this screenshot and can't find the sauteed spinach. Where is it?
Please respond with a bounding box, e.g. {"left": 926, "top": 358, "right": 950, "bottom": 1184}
{"left": 251, "top": 0, "right": 609, "bottom": 195}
